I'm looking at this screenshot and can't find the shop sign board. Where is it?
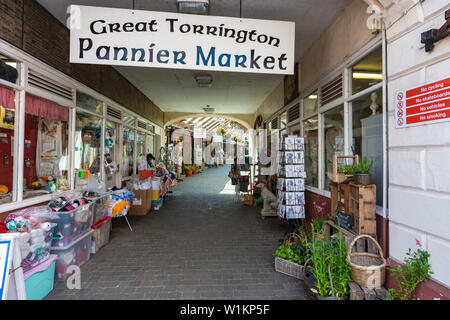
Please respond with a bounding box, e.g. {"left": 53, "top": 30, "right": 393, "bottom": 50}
{"left": 69, "top": 5, "right": 295, "bottom": 75}
{"left": 0, "top": 234, "right": 26, "bottom": 300}
{"left": 395, "top": 77, "right": 450, "bottom": 128}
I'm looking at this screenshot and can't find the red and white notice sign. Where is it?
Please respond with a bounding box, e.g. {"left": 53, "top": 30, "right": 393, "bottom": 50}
{"left": 395, "top": 77, "right": 450, "bottom": 128}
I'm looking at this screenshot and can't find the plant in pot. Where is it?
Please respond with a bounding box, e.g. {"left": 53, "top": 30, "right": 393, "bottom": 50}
{"left": 184, "top": 165, "right": 192, "bottom": 176}
{"left": 304, "top": 224, "right": 352, "bottom": 300}
{"left": 192, "top": 165, "right": 199, "bottom": 175}
{"left": 354, "top": 157, "right": 373, "bottom": 185}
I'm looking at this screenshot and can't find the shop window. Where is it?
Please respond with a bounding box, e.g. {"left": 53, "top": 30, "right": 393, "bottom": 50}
{"left": 122, "top": 127, "right": 135, "bottom": 177}
{"left": 0, "top": 54, "right": 20, "bottom": 85}
{"left": 303, "top": 91, "right": 318, "bottom": 118}
{"left": 351, "top": 89, "right": 383, "bottom": 206}
{"left": 136, "top": 131, "right": 147, "bottom": 171}
{"left": 23, "top": 95, "right": 70, "bottom": 199}
{"left": 303, "top": 117, "right": 318, "bottom": 188}
{"left": 351, "top": 47, "right": 382, "bottom": 95}
{"left": 74, "top": 112, "right": 102, "bottom": 176}
{"left": 324, "top": 105, "right": 345, "bottom": 191}
{"left": 0, "top": 86, "right": 17, "bottom": 204}
{"left": 76, "top": 91, "right": 103, "bottom": 115}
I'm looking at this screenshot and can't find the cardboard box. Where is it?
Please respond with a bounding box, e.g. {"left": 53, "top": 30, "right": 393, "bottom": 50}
{"left": 129, "top": 189, "right": 152, "bottom": 215}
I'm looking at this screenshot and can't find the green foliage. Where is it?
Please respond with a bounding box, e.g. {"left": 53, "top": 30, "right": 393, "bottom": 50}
{"left": 307, "top": 224, "right": 351, "bottom": 299}
{"left": 275, "top": 242, "right": 304, "bottom": 265}
{"left": 337, "top": 165, "right": 356, "bottom": 174}
{"left": 385, "top": 242, "right": 433, "bottom": 300}
{"left": 184, "top": 165, "right": 192, "bottom": 171}
{"left": 354, "top": 157, "right": 373, "bottom": 174}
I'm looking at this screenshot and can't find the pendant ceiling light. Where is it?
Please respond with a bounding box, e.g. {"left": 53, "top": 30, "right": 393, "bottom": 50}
{"left": 177, "top": 0, "right": 209, "bottom": 15}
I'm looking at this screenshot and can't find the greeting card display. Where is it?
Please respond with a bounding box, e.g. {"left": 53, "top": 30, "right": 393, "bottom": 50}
{"left": 277, "top": 135, "right": 306, "bottom": 219}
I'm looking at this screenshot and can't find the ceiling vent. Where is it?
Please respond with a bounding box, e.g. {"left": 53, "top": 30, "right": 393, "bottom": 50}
{"left": 203, "top": 105, "right": 215, "bottom": 114}
{"left": 194, "top": 74, "right": 213, "bottom": 88}
{"left": 137, "top": 120, "right": 147, "bottom": 130}
{"left": 287, "top": 104, "right": 300, "bottom": 123}
{"left": 177, "top": 0, "right": 209, "bottom": 15}
{"left": 320, "top": 74, "right": 343, "bottom": 106}
{"left": 271, "top": 117, "right": 279, "bottom": 130}
{"left": 107, "top": 106, "right": 122, "bottom": 120}
{"left": 28, "top": 70, "right": 73, "bottom": 101}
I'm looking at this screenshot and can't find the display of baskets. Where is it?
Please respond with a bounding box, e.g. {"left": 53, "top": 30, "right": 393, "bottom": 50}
{"left": 347, "top": 234, "right": 386, "bottom": 289}
{"left": 327, "top": 155, "right": 359, "bottom": 184}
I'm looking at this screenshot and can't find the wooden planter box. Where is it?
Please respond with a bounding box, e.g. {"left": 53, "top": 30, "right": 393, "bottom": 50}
{"left": 274, "top": 257, "right": 304, "bottom": 279}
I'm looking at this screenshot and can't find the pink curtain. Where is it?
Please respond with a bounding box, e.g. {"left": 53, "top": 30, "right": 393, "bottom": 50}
{"left": 25, "top": 94, "right": 69, "bottom": 122}
{"left": 0, "top": 85, "right": 16, "bottom": 110}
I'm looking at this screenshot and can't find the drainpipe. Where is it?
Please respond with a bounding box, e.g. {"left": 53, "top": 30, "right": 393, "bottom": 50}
{"left": 382, "top": 22, "right": 389, "bottom": 257}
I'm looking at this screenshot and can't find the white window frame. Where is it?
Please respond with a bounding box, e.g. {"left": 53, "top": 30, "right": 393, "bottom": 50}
{"left": 0, "top": 38, "right": 163, "bottom": 213}
{"left": 298, "top": 34, "right": 386, "bottom": 216}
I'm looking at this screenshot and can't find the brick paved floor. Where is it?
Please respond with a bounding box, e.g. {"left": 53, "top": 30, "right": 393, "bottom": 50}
{"left": 46, "top": 165, "right": 308, "bottom": 300}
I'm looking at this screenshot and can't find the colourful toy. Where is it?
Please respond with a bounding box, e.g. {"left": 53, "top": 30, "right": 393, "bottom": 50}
{"left": 0, "top": 222, "right": 8, "bottom": 233}
{"left": 0, "top": 185, "right": 8, "bottom": 194}
{"left": 31, "top": 181, "right": 42, "bottom": 190}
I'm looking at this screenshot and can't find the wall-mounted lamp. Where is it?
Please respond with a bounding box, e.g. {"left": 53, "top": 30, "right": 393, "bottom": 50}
{"left": 421, "top": 9, "right": 450, "bottom": 52}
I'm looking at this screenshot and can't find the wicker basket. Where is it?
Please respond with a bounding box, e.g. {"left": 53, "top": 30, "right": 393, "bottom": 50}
{"left": 347, "top": 234, "right": 386, "bottom": 288}
{"left": 327, "top": 155, "right": 359, "bottom": 184}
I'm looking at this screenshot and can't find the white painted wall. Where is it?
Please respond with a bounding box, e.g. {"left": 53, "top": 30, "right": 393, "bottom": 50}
{"left": 386, "top": 0, "right": 450, "bottom": 289}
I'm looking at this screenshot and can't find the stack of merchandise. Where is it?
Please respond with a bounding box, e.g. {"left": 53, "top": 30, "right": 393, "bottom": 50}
{"left": 47, "top": 191, "right": 95, "bottom": 281}
{"left": 277, "top": 136, "right": 306, "bottom": 219}
{"left": 2, "top": 206, "right": 58, "bottom": 299}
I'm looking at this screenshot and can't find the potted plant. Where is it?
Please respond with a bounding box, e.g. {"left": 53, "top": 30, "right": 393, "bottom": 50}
{"left": 192, "top": 165, "right": 199, "bottom": 175}
{"left": 354, "top": 157, "right": 373, "bottom": 185}
{"left": 274, "top": 240, "right": 306, "bottom": 279}
{"left": 184, "top": 165, "right": 192, "bottom": 176}
{"left": 274, "top": 221, "right": 311, "bottom": 279}
{"left": 304, "top": 224, "right": 351, "bottom": 300}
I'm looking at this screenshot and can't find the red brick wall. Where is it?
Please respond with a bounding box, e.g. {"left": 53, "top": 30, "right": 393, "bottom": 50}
{"left": 0, "top": 0, "right": 164, "bottom": 126}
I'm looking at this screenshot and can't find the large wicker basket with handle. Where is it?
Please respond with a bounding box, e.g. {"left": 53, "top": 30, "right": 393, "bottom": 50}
{"left": 347, "top": 234, "right": 386, "bottom": 288}
{"left": 327, "top": 155, "right": 359, "bottom": 184}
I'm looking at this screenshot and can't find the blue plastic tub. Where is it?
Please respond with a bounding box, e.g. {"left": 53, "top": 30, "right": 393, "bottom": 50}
{"left": 24, "top": 257, "right": 56, "bottom": 300}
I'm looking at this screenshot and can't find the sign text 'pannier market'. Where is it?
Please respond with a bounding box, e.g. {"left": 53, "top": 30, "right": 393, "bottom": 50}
{"left": 69, "top": 5, "right": 296, "bottom": 75}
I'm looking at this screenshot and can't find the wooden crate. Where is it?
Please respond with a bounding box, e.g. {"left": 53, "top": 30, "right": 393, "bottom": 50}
{"left": 330, "top": 182, "right": 350, "bottom": 216}
{"left": 349, "top": 183, "right": 376, "bottom": 236}
{"left": 349, "top": 282, "right": 389, "bottom": 300}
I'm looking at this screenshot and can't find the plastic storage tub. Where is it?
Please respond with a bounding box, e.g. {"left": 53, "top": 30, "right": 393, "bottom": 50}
{"left": 50, "top": 230, "right": 93, "bottom": 281}
{"left": 24, "top": 255, "right": 57, "bottom": 300}
{"left": 91, "top": 217, "right": 111, "bottom": 254}
{"left": 49, "top": 202, "right": 94, "bottom": 247}
{"left": 86, "top": 194, "right": 109, "bottom": 225}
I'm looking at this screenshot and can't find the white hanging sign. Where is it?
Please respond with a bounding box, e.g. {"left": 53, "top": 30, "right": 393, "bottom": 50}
{"left": 69, "top": 5, "right": 295, "bottom": 75}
